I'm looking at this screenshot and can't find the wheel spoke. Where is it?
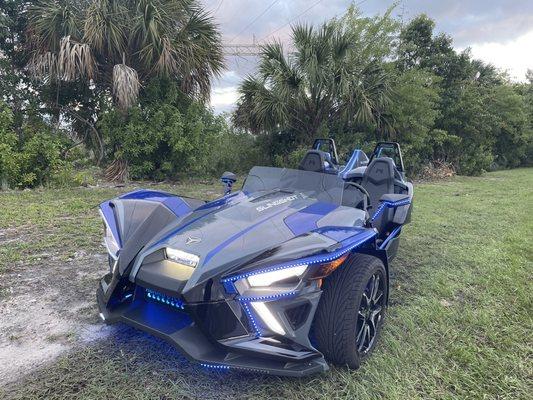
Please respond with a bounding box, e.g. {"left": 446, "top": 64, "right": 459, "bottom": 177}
{"left": 370, "top": 308, "right": 381, "bottom": 328}
{"left": 356, "top": 322, "right": 366, "bottom": 344}
{"left": 361, "top": 292, "right": 371, "bottom": 308}
{"left": 373, "top": 290, "right": 383, "bottom": 304}
{"left": 371, "top": 274, "right": 380, "bottom": 302}
{"left": 367, "top": 275, "right": 376, "bottom": 299}
{"left": 358, "top": 324, "right": 369, "bottom": 352}
{"left": 364, "top": 325, "right": 371, "bottom": 347}
{"left": 367, "top": 325, "right": 377, "bottom": 349}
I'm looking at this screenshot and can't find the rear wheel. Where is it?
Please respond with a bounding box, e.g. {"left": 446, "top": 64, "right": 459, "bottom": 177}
{"left": 314, "top": 254, "right": 387, "bottom": 369}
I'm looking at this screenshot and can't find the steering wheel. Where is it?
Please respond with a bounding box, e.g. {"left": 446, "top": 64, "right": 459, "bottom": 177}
{"left": 343, "top": 182, "right": 371, "bottom": 211}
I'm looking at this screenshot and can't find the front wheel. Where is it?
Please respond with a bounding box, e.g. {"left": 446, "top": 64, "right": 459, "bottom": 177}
{"left": 314, "top": 254, "right": 388, "bottom": 369}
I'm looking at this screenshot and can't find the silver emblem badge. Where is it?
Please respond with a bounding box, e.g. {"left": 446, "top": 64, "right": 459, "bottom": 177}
{"left": 185, "top": 236, "right": 201, "bottom": 245}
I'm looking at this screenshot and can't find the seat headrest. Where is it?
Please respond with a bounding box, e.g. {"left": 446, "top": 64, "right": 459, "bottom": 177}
{"left": 363, "top": 157, "right": 395, "bottom": 184}
{"left": 299, "top": 150, "right": 327, "bottom": 173}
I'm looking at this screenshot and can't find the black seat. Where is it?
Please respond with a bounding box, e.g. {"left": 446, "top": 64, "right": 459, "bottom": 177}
{"left": 361, "top": 157, "right": 396, "bottom": 232}
{"left": 299, "top": 150, "right": 327, "bottom": 173}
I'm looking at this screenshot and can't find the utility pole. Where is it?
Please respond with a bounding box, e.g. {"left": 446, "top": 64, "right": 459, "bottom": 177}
{"left": 223, "top": 35, "right": 262, "bottom": 56}
{"left": 222, "top": 44, "right": 262, "bottom": 56}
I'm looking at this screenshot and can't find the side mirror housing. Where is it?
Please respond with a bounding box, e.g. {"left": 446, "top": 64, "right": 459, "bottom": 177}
{"left": 221, "top": 171, "right": 237, "bottom": 195}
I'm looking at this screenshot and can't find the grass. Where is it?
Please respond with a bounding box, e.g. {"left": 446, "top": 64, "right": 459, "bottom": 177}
{"left": 0, "top": 180, "right": 220, "bottom": 272}
{"left": 1, "top": 169, "right": 532, "bottom": 399}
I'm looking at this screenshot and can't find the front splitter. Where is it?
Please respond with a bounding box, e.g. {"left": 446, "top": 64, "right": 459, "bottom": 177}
{"left": 96, "top": 286, "right": 328, "bottom": 377}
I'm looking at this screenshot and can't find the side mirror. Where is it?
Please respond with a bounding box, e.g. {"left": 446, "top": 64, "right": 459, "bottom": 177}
{"left": 221, "top": 171, "right": 237, "bottom": 195}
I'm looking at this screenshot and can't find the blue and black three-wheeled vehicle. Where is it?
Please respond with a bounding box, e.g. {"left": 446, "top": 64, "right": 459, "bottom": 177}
{"left": 96, "top": 140, "right": 413, "bottom": 376}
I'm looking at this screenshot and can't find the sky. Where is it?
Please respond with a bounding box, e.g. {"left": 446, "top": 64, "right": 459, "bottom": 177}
{"left": 202, "top": 0, "right": 533, "bottom": 114}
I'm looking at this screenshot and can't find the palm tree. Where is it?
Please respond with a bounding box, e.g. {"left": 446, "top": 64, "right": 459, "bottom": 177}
{"left": 233, "top": 14, "right": 393, "bottom": 144}
{"left": 24, "top": 0, "right": 223, "bottom": 179}
{"left": 26, "top": 0, "right": 223, "bottom": 107}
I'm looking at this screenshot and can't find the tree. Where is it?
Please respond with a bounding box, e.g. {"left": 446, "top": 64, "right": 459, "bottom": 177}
{"left": 387, "top": 69, "right": 442, "bottom": 171}
{"left": 25, "top": 0, "right": 224, "bottom": 107}
{"left": 20, "top": 0, "right": 224, "bottom": 179}
{"left": 233, "top": 7, "right": 395, "bottom": 144}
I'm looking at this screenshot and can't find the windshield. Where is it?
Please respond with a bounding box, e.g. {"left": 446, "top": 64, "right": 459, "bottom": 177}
{"left": 242, "top": 166, "right": 345, "bottom": 205}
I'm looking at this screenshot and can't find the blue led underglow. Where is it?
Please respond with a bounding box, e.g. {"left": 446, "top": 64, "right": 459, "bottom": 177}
{"left": 200, "top": 363, "right": 230, "bottom": 370}
{"left": 145, "top": 288, "right": 184, "bottom": 310}
{"left": 371, "top": 199, "right": 411, "bottom": 222}
{"left": 238, "top": 291, "right": 297, "bottom": 302}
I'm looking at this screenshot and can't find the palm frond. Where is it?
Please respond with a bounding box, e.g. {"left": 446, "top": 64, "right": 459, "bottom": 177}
{"left": 27, "top": 52, "right": 58, "bottom": 80}
{"left": 112, "top": 63, "right": 140, "bottom": 109}
{"left": 83, "top": 0, "right": 127, "bottom": 60}
{"left": 58, "top": 36, "right": 96, "bottom": 81}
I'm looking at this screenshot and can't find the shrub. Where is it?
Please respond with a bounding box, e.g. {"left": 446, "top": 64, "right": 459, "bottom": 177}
{"left": 99, "top": 79, "right": 265, "bottom": 180}
{"left": 0, "top": 104, "right": 19, "bottom": 189}
{"left": 0, "top": 101, "right": 77, "bottom": 189}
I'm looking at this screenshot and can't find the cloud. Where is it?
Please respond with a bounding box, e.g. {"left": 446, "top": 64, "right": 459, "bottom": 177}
{"left": 211, "top": 85, "right": 239, "bottom": 114}
{"left": 467, "top": 29, "right": 533, "bottom": 81}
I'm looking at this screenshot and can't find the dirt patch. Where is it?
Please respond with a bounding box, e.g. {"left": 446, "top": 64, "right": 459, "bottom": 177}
{"left": 0, "top": 248, "right": 113, "bottom": 386}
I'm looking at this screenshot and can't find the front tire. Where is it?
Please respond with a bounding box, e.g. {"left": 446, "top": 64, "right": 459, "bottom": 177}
{"left": 314, "top": 253, "right": 388, "bottom": 369}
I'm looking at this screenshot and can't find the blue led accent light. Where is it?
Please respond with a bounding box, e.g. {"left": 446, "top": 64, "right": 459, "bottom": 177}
{"left": 221, "top": 230, "right": 376, "bottom": 337}
{"left": 200, "top": 363, "right": 230, "bottom": 370}
{"left": 238, "top": 291, "right": 297, "bottom": 302}
{"left": 221, "top": 230, "right": 376, "bottom": 284}
{"left": 379, "top": 225, "right": 402, "bottom": 250}
{"left": 145, "top": 288, "right": 184, "bottom": 310}
{"left": 241, "top": 301, "right": 261, "bottom": 337}
{"left": 371, "top": 198, "right": 411, "bottom": 222}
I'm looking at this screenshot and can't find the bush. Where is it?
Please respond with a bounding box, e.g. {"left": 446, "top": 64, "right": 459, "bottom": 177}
{"left": 99, "top": 79, "right": 266, "bottom": 180}
{"left": 0, "top": 101, "right": 77, "bottom": 189}
{"left": 0, "top": 104, "right": 19, "bottom": 189}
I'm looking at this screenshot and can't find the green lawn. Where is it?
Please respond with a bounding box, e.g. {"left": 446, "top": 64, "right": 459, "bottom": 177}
{"left": 1, "top": 169, "right": 532, "bottom": 399}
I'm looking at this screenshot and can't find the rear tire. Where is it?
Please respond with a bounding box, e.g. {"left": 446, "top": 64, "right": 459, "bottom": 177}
{"left": 314, "top": 253, "right": 387, "bottom": 369}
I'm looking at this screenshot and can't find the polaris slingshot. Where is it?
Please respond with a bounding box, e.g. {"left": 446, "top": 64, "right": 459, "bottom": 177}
{"left": 96, "top": 140, "right": 413, "bottom": 376}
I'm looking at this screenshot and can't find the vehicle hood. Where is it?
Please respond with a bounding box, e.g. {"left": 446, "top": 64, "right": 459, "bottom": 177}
{"left": 103, "top": 187, "right": 366, "bottom": 291}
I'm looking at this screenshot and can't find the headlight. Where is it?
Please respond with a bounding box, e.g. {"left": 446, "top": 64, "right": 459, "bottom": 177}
{"left": 165, "top": 248, "right": 200, "bottom": 268}
{"left": 227, "top": 254, "right": 348, "bottom": 299}
{"left": 246, "top": 264, "right": 308, "bottom": 287}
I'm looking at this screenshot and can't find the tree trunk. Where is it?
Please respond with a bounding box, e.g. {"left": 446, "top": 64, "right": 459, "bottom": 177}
{"left": 105, "top": 158, "right": 129, "bottom": 182}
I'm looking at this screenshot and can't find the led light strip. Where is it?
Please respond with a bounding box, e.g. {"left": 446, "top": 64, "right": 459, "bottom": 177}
{"left": 145, "top": 288, "right": 184, "bottom": 310}
{"left": 200, "top": 363, "right": 230, "bottom": 370}
{"left": 371, "top": 198, "right": 411, "bottom": 222}
{"left": 241, "top": 302, "right": 261, "bottom": 337}
{"left": 221, "top": 230, "right": 376, "bottom": 285}
{"left": 200, "top": 363, "right": 267, "bottom": 373}
{"left": 238, "top": 291, "right": 297, "bottom": 302}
